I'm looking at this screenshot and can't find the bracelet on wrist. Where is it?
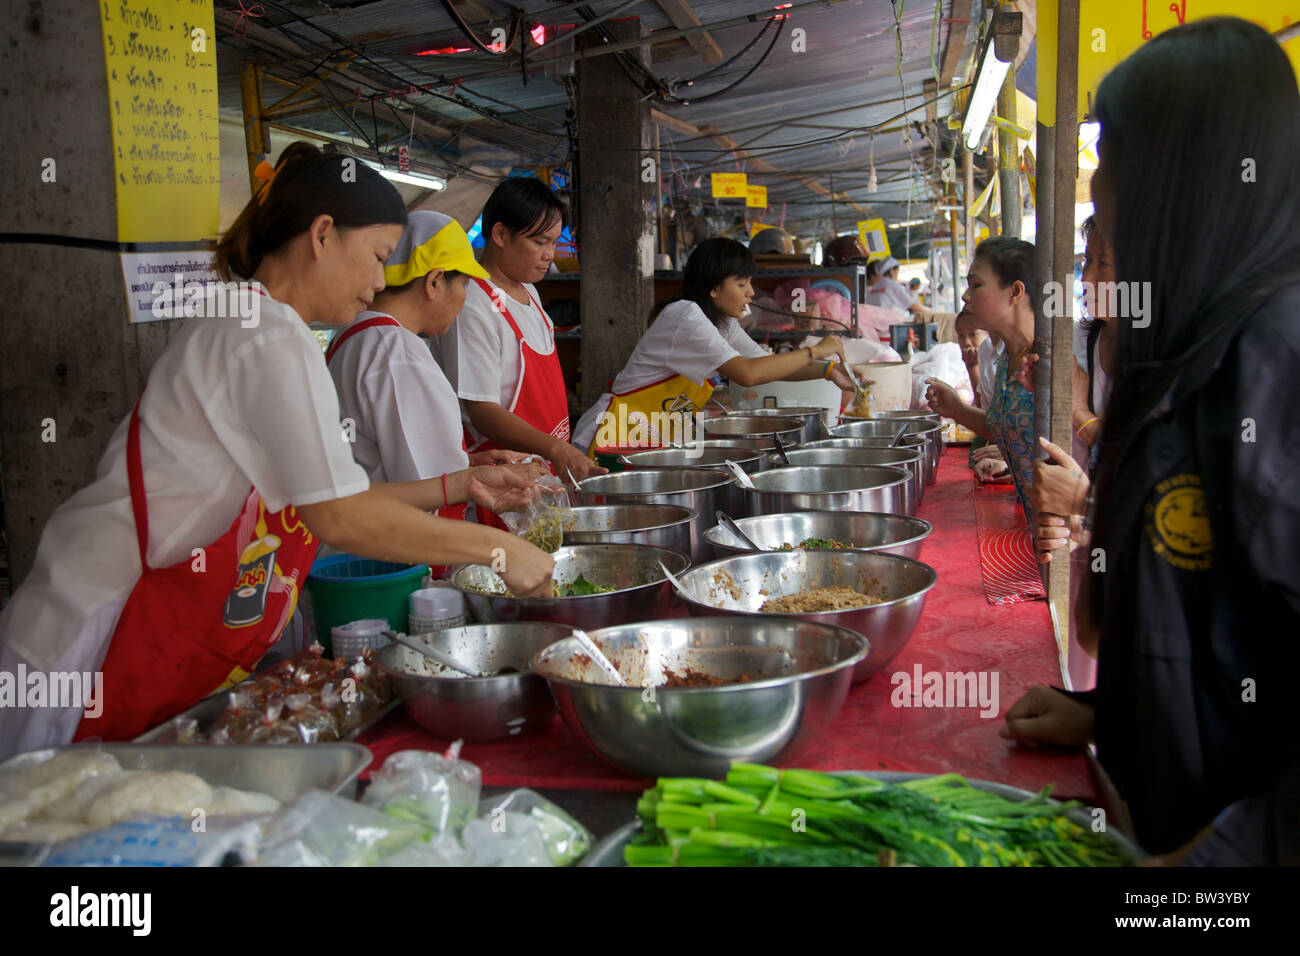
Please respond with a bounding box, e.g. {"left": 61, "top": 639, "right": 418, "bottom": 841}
{"left": 1075, "top": 417, "right": 1098, "bottom": 438}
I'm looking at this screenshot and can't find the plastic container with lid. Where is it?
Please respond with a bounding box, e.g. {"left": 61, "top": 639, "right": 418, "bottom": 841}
{"left": 409, "top": 584, "right": 468, "bottom": 635}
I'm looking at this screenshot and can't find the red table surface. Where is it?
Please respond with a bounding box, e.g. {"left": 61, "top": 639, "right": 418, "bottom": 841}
{"left": 358, "top": 448, "right": 1092, "bottom": 801}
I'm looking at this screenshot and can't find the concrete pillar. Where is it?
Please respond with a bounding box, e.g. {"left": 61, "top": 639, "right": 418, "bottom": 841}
{"left": 576, "top": 20, "right": 654, "bottom": 412}
{"left": 0, "top": 0, "right": 182, "bottom": 588}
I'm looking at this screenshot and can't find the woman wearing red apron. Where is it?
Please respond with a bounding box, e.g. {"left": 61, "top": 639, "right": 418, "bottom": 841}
{"left": 429, "top": 178, "right": 606, "bottom": 525}
{"left": 0, "top": 144, "right": 555, "bottom": 757}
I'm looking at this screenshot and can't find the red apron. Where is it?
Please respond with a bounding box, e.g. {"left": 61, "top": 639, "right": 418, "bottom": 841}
{"left": 74, "top": 392, "right": 319, "bottom": 742}
{"left": 325, "top": 314, "right": 467, "bottom": 523}
{"left": 468, "top": 278, "right": 570, "bottom": 529}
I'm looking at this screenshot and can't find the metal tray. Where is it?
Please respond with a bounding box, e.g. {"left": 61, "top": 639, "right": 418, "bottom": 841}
{"left": 579, "top": 770, "right": 1147, "bottom": 866}
{"left": 0, "top": 742, "right": 372, "bottom": 855}
{"left": 133, "top": 688, "right": 398, "bottom": 744}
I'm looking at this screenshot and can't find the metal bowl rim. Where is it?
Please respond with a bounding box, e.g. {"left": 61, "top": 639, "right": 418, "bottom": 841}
{"left": 745, "top": 463, "right": 912, "bottom": 492}
{"left": 575, "top": 468, "right": 737, "bottom": 493}
{"left": 375, "top": 623, "right": 575, "bottom": 685}
{"left": 702, "top": 510, "right": 935, "bottom": 551}
{"left": 529, "top": 616, "right": 869, "bottom": 694}
{"left": 565, "top": 504, "right": 697, "bottom": 533}
{"left": 449, "top": 545, "right": 691, "bottom": 602}
{"left": 678, "top": 549, "right": 940, "bottom": 613}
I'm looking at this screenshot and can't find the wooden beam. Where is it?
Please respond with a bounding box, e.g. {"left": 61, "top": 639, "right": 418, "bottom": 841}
{"left": 650, "top": 107, "right": 698, "bottom": 138}
{"left": 939, "top": 0, "right": 973, "bottom": 88}
{"left": 655, "top": 0, "right": 724, "bottom": 64}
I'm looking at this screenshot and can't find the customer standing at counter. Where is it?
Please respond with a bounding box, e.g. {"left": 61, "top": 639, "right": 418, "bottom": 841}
{"left": 430, "top": 178, "right": 605, "bottom": 490}
{"left": 1001, "top": 18, "right": 1300, "bottom": 864}
{"left": 573, "top": 238, "right": 855, "bottom": 452}
{"left": 0, "top": 144, "right": 554, "bottom": 756}
{"left": 924, "top": 238, "right": 1039, "bottom": 528}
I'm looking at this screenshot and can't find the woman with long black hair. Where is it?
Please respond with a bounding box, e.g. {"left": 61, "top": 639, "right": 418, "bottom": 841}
{"left": 1001, "top": 18, "right": 1300, "bottom": 864}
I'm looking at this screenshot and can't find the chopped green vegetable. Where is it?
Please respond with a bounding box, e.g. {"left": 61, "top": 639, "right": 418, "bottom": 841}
{"left": 624, "top": 765, "right": 1133, "bottom": 867}
{"left": 777, "top": 537, "right": 853, "bottom": 550}
{"left": 553, "top": 574, "right": 616, "bottom": 597}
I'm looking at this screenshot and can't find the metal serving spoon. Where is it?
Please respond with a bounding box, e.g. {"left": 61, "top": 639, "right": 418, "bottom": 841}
{"left": 715, "top": 510, "right": 764, "bottom": 551}
{"left": 385, "top": 631, "right": 484, "bottom": 678}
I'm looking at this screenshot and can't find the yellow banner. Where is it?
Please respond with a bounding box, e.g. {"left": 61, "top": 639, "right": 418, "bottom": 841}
{"left": 1042, "top": 1, "right": 1300, "bottom": 125}
{"left": 101, "top": 0, "right": 220, "bottom": 242}
{"left": 745, "top": 185, "right": 767, "bottom": 208}
{"left": 857, "top": 218, "right": 891, "bottom": 260}
{"left": 711, "top": 172, "right": 748, "bottom": 199}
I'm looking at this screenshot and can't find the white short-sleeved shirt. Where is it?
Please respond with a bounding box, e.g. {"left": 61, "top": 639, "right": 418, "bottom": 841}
{"left": 0, "top": 291, "right": 369, "bottom": 758}
{"left": 864, "top": 276, "right": 919, "bottom": 313}
{"left": 573, "top": 300, "right": 767, "bottom": 449}
{"left": 328, "top": 312, "right": 469, "bottom": 483}
{"left": 429, "top": 279, "right": 555, "bottom": 442}
{"left": 977, "top": 336, "right": 1004, "bottom": 409}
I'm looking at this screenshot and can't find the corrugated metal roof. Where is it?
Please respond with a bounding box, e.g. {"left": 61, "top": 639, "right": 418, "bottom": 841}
{"left": 216, "top": 0, "right": 979, "bottom": 240}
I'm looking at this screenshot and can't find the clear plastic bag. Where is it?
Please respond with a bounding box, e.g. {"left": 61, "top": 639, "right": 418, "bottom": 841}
{"left": 255, "top": 790, "right": 429, "bottom": 867}
{"left": 501, "top": 475, "right": 572, "bottom": 553}
{"left": 39, "top": 814, "right": 269, "bottom": 868}
{"left": 461, "top": 813, "right": 552, "bottom": 867}
{"left": 477, "top": 788, "right": 592, "bottom": 866}
{"left": 361, "top": 747, "right": 482, "bottom": 839}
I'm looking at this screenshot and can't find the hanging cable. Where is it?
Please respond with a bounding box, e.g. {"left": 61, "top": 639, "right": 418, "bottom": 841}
{"left": 666, "top": 17, "right": 786, "bottom": 105}
{"left": 436, "top": 0, "right": 522, "bottom": 56}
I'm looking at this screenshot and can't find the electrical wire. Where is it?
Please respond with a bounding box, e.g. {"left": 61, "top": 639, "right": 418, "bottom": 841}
{"left": 437, "top": 0, "right": 522, "bottom": 56}
{"left": 664, "top": 16, "right": 786, "bottom": 105}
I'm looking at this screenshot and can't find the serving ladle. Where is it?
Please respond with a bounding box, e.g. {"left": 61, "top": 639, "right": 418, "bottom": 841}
{"left": 385, "top": 630, "right": 485, "bottom": 678}
{"left": 716, "top": 510, "right": 764, "bottom": 552}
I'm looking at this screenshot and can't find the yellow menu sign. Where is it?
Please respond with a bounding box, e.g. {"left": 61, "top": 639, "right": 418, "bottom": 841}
{"left": 857, "top": 218, "right": 891, "bottom": 260}
{"left": 745, "top": 185, "right": 767, "bottom": 208}
{"left": 1039, "top": 1, "right": 1299, "bottom": 124}
{"left": 711, "top": 173, "right": 748, "bottom": 199}
{"left": 100, "top": 0, "right": 220, "bottom": 242}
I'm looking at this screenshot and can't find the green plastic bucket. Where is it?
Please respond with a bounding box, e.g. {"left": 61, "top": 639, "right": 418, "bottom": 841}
{"left": 305, "top": 554, "right": 428, "bottom": 656}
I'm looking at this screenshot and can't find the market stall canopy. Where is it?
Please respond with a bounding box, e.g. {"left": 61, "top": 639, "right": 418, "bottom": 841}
{"left": 213, "top": 0, "right": 994, "bottom": 239}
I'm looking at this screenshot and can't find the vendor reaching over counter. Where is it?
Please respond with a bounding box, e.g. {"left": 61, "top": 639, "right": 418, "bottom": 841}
{"left": 573, "top": 238, "right": 856, "bottom": 453}
{"left": 0, "top": 143, "right": 555, "bottom": 757}
{"left": 326, "top": 210, "right": 531, "bottom": 516}
{"left": 430, "top": 178, "right": 605, "bottom": 490}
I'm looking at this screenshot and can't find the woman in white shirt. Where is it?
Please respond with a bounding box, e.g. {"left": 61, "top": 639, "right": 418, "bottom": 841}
{"left": 327, "top": 210, "right": 528, "bottom": 502}
{"left": 865, "top": 256, "right": 929, "bottom": 318}
{"left": 0, "top": 143, "right": 554, "bottom": 756}
{"left": 431, "top": 177, "right": 604, "bottom": 487}
{"left": 574, "top": 238, "right": 854, "bottom": 452}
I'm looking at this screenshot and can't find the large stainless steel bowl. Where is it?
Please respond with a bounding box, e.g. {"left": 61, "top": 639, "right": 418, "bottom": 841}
{"left": 725, "top": 406, "right": 828, "bottom": 444}
{"left": 561, "top": 505, "right": 694, "bottom": 557}
{"left": 803, "top": 436, "right": 935, "bottom": 486}
{"left": 452, "top": 544, "right": 690, "bottom": 630}
{"left": 704, "top": 510, "right": 934, "bottom": 561}
{"left": 620, "top": 445, "right": 765, "bottom": 475}
{"left": 530, "top": 617, "right": 867, "bottom": 778}
{"left": 768, "top": 446, "right": 925, "bottom": 507}
{"left": 842, "top": 409, "right": 942, "bottom": 424}
{"left": 830, "top": 419, "right": 944, "bottom": 483}
{"left": 674, "top": 549, "right": 937, "bottom": 683}
{"left": 744, "top": 464, "right": 913, "bottom": 516}
{"left": 703, "top": 415, "right": 804, "bottom": 449}
{"left": 574, "top": 469, "right": 736, "bottom": 561}
{"left": 375, "top": 623, "right": 573, "bottom": 741}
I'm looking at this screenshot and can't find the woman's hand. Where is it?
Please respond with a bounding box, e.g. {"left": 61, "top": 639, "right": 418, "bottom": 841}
{"left": 550, "top": 442, "right": 607, "bottom": 485}
{"left": 464, "top": 462, "right": 548, "bottom": 514}
{"left": 924, "top": 377, "right": 964, "bottom": 418}
{"left": 974, "top": 456, "right": 1010, "bottom": 482}
{"left": 828, "top": 363, "right": 857, "bottom": 394}
{"left": 999, "top": 685, "right": 1095, "bottom": 747}
{"left": 469, "top": 449, "right": 530, "bottom": 466}
{"left": 1012, "top": 352, "right": 1040, "bottom": 391}
{"left": 1033, "top": 513, "right": 1081, "bottom": 563}
{"left": 1030, "top": 436, "right": 1090, "bottom": 516}
{"left": 811, "top": 335, "right": 846, "bottom": 364}
{"left": 496, "top": 536, "right": 555, "bottom": 598}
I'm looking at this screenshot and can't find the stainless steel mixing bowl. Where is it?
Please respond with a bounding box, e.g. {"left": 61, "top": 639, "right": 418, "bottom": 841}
{"left": 451, "top": 544, "right": 690, "bottom": 630}
{"left": 767, "top": 446, "right": 925, "bottom": 507}
{"left": 561, "top": 505, "right": 694, "bottom": 556}
{"left": 703, "top": 510, "right": 933, "bottom": 561}
{"left": 743, "top": 464, "right": 913, "bottom": 516}
{"left": 375, "top": 623, "right": 574, "bottom": 741}
{"left": 530, "top": 617, "right": 867, "bottom": 778}
{"left": 673, "top": 549, "right": 937, "bottom": 683}
{"left": 842, "top": 409, "right": 942, "bottom": 424}
{"left": 803, "top": 436, "right": 935, "bottom": 486}
{"left": 574, "top": 469, "right": 736, "bottom": 561}
{"left": 830, "top": 418, "right": 944, "bottom": 482}
{"left": 620, "top": 445, "right": 765, "bottom": 475}
{"left": 703, "top": 415, "right": 804, "bottom": 449}
{"left": 725, "top": 406, "right": 829, "bottom": 444}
